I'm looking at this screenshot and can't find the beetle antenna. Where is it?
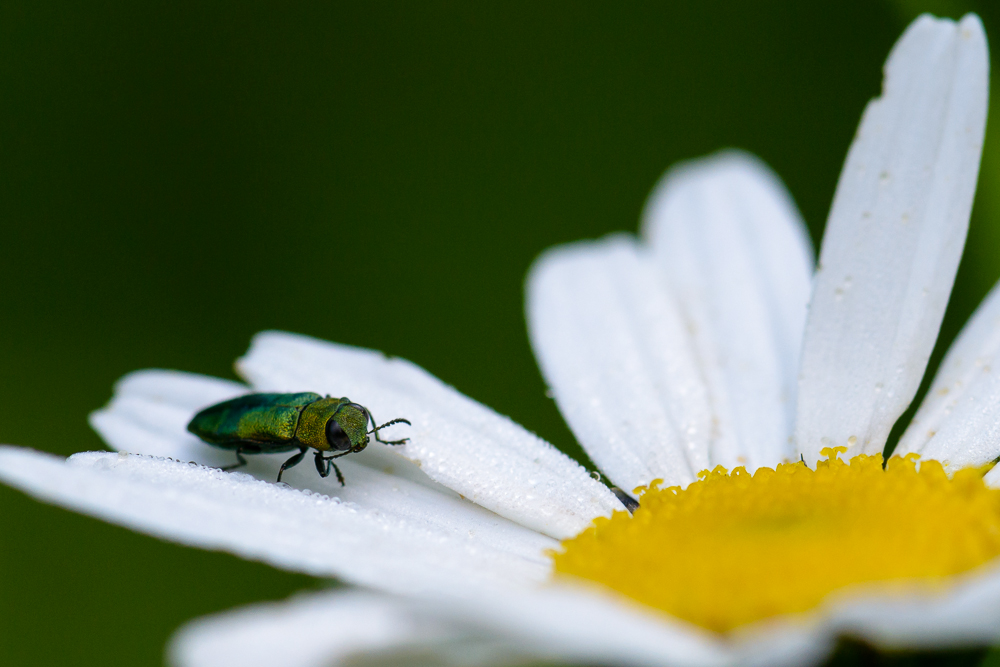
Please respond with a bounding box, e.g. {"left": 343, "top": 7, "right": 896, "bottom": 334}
{"left": 363, "top": 408, "right": 411, "bottom": 446}
{"left": 368, "top": 418, "right": 411, "bottom": 434}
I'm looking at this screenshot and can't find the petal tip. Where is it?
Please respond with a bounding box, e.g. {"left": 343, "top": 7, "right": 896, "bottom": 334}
{"left": 639, "top": 149, "right": 798, "bottom": 248}
{"left": 526, "top": 235, "right": 640, "bottom": 308}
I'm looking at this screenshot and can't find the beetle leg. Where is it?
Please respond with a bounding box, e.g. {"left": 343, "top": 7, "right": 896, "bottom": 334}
{"left": 331, "top": 462, "right": 345, "bottom": 486}
{"left": 221, "top": 448, "right": 248, "bottom": 472}
{"left": 314, "top": 451, "right": 340, "bottom": 480}
{"left": 276, "top": 447, "right": 307, "bottom": 483}
{"left": 314, "top": 451, "right": 329, "bottom": 477}
{"left": 316, "top": 451, "right": 350, "bottom": 486}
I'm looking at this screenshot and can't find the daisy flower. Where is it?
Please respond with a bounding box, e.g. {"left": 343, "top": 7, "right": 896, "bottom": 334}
{"left": 0, "top": 12, "right": 993, "bottom": 667}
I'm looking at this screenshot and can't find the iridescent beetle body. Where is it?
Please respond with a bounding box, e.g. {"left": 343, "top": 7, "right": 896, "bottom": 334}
{"left": 187, "top": 392, "right": 409, "bottom": 484}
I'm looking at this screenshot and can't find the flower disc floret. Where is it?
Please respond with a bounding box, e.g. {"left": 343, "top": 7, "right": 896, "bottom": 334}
{"left": 552, "top": 448, "right": 1000, "bottom": 633}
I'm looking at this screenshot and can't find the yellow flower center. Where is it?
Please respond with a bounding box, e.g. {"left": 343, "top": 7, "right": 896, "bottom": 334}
{"left": 552, "top": 448, "right": 1000, "bottom": 633}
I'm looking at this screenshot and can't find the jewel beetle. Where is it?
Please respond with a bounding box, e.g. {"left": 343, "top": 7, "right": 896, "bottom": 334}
{"left": 187, "top": 392, "right": 410, "bottom": 484}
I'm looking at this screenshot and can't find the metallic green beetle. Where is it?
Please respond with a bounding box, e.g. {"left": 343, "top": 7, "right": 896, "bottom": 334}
{"left": 187, "top": 392, "right": 410, "bottom": 485}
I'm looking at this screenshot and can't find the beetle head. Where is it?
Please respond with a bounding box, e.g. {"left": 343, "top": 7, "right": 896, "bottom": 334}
{"left": 327, "top": 402, "right": 370, "bottom": 452}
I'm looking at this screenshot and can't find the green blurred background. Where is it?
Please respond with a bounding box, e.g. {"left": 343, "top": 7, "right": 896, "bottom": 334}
{"left": 1, "top": 1, "right": 999, "bottom": 665}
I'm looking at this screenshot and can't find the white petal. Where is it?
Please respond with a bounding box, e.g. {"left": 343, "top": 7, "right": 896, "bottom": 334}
{"left": 172, "top": 585, "right": 838, "bottom": 667}
{"left": 825, "top": 564, "right": 1000, "bottom": 648}
{"left": 171, "top": 590, "right": 531, "bottom": 667}
{"left": 795, "top": 14, "right": 989, "bottom": 464}
{"left": 170, "top": 565, "right": 1000, "bottom": 667}
{"left": 0, "top": 447, "right": 550, "bottom": 591}
{"left": 985, "top": 464, "right": 1000, "bottom": 488}
{"left": 728, "top": 626, "right": 833, "bottom": 667}
{"left": 896, "top": 280, "right": 1000, "bottom": 469}
{"left": 90, "top": 370, "right": 249, "bottom": 465}
{"left": 282, "top": 459, "right": 556, "bottom": 565}
{"left": 175, "top": 566, "right": 1000, "bottom": 667}
{"left": 725, "top": 565, "right": 1000, "bottom": 657}
{"left": 526, "top": 235, "right": 710, "bottom": 491}
{"left": 435, "top": 584, "right": 829, "bottom": 667}
{"left": 641, "top": 151, "right": 814, "bottom": 471}
{"left": 237, "top": 332, "right": 622, "bottom": 538}
{"left": 435, "top": 586, "right": 724, "bottom": 667}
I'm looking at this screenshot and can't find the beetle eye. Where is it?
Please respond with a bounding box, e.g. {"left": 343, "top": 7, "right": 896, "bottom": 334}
{"left": 325, "top": 419, "right": 352, "bottom": 451}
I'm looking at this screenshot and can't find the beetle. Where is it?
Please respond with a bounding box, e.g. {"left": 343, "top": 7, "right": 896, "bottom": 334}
{"left": 187, "top": 392, "right": 410, "bottom": 484}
